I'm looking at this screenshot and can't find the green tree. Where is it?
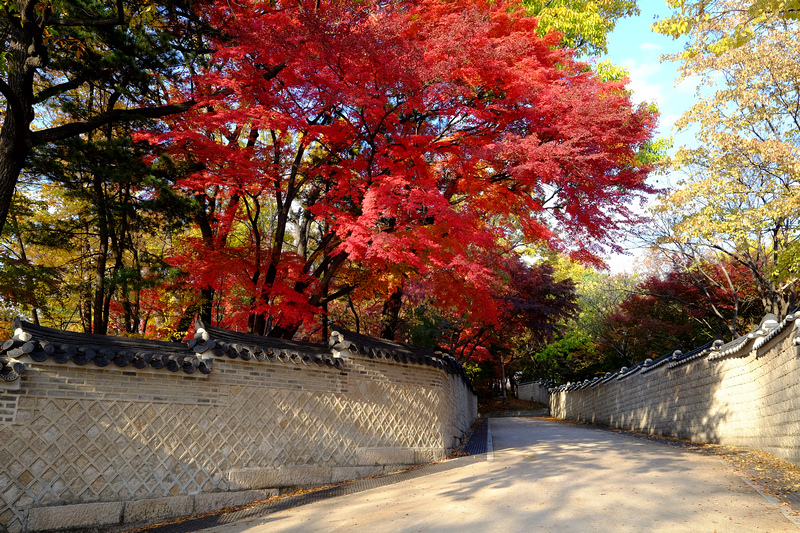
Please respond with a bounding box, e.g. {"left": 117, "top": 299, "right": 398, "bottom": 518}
{"left": 0, "top": 0, "right": 196, "bottom": 234}
{"left": 4, "top": 127, "right": 186, "bottom": 334}
{"left": 518, "top": 256, "right": 638, "bottom": 382}
{"left": 524, "top": 0, "right": 639, "bottom": 55}
{"left": 0, "top": 194, "right": 59, "bottom": 327}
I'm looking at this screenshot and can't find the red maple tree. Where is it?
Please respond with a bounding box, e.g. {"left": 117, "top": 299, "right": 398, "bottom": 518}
{"left": 600, "top": 257, "right": 762, "bottom": 365}
{"left": 139, "top": 0, "right": 657, "bottom": 339}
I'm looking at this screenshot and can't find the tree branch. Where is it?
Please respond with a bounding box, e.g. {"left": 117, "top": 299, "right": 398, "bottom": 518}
{"left": 35, "top": 77, "right": 87, "bottom": 104}
{"left": 30, "top": 100, "right": 195, "bottom": 145}
{"left": 51, "top": 0, "right": 124, "bottom": 27}
{"left": 322, "top": 284, "right": 353, "bottom": 304}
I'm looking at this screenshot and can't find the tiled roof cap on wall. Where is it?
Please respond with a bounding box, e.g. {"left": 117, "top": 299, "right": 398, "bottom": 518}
{"left": 518, "top": 378, "right": 556, "bottom": 387}
{"left": 330, "top": 327, "right": 475, "bottom": 393}
{"left": 706, "top": 312, "right": 790, "bottom": 362}
{"left": 192, "top": 319, "right": 343, "bottom": 369}
{"left": 0, "top": 318, "right": 475, "bottom": 392}
{"left": 550, "top": 309, "right": 800, "bottom": 392}
{"left": 2, "top": 317, "right": 208, "bottom": 378}
{"left": 666, "top": 338, "right": 720, "bottom": 369}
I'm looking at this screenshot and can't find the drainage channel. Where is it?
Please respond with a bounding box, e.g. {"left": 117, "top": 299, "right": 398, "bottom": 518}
{"left": 132, "top": 419, "right": 490, "bottom": 533}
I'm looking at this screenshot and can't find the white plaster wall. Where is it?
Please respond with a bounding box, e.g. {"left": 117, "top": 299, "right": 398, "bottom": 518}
{"left": 551, "top": 324, "right": 800, "bottom": 467}
{"left": 517, "top": 381, "right": 550, "bottom": 404}
{"left": 0, "top": 353, "right": 477, "bottom": 533}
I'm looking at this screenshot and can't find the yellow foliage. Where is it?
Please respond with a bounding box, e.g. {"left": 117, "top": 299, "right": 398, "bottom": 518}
{"left": 654, "top": 0, "right": 800, "bottom": 52}
{"left": 653, "top": 0, "right": 800, "bottom": 308}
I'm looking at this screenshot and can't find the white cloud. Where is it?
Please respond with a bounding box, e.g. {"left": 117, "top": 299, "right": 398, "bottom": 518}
{"left": 621, "top": 60, "right": 664, "bottom": 106}
{"left": 676, "top": 74, "right": 701, "bottom": 94}
{"left": 640, "top": 42, "right": 664, "bottom": 51}
{"left": 657, "top": 113, "right": 680, "bottom": 134}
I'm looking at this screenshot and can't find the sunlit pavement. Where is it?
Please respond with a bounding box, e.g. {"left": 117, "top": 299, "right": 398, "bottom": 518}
{"left": 198, "top": 418, "right": 799, "bottom": 532}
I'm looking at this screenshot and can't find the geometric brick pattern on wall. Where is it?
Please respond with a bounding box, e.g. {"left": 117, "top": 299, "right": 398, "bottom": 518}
{"left": 0, "top": 356, "right": 473, "bottom": 533}
{"left": 550, "top": 312, "right": 800, "bottom": 471}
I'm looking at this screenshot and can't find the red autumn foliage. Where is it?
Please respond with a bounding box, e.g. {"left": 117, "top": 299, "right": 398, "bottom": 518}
{"left": 139, "top": 0, "right": 656, "bottom": 338}
{"left": 443, "top": 259, "right": 579, "bottom": 363}
{"left": 600, "top": 257, "right": 762, "bottom": 364}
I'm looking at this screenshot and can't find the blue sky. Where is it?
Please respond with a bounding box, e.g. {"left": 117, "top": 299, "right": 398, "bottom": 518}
{"left": 598, "top": 1, "right": 700, "bottom": 272}
{"left": 605, "top": 3, "right": 696, "bottom": 142}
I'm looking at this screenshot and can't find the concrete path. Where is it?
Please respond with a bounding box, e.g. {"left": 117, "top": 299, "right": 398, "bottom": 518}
{"left": 199, "top": 418, "right": 799, "bottom": 532}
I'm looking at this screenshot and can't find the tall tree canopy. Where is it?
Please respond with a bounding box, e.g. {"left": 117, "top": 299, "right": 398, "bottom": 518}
{"left": 654, "top": 0, "right": 800, "bottom": 54}
{"left": 140, "top": 0, "right": 657, "bottom": 339}
{"left": 0, "top": 0, "right": 196, "bottom": 233}
{"left": 521, "top": 252, "right": 763, "bottom": 383}
{"left": 653, "top": 0, "right": 800, "bottom": 316}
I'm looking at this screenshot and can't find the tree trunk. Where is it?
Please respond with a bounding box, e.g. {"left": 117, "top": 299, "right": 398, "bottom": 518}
{"left": 348, "top": 294, "right": 360, "bottom": 334}
{"left": 321, "top": 295, "right": 328, "bottom": 342}
{"left": 79, "top": 226, "right": 93, "bottom": 332}
{"left": 10, "top": 212, "right": 40, "bottom": 324}
{"left": 500, "top": 356, "right": 508, "bottom": 403}
{"left": 0, "top": 10, "right": 36, "bottom": 234}
{"left": 92, "top": 174, "right": 110, "bottom": 335}
{"left": 0, "top": 140, "right": 28, "bottom": 238}
{"left": 379, "top": 282, "right": 404, "bottom": 340}
{"left": 251, "top": 198, "right": 290, "bottom": 336}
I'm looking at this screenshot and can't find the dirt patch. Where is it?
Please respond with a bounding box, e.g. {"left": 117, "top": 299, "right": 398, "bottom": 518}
{"left": 479, "top": 396, "right": 547, "bottom": 414}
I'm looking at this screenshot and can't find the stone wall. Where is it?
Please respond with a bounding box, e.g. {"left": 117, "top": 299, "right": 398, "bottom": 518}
{"left": 516, "top": 380, "right": 551, "bottom": 405}
{"left": 0, "top": 322, "right": 477, "bottom": 533}
{"left": 550, "top": 312, "right": 800, "bottom": 467}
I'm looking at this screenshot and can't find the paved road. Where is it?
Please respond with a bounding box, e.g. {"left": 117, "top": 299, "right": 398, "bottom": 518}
{"left": 199, "top": 418, "right": 799, "bottom": 532}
